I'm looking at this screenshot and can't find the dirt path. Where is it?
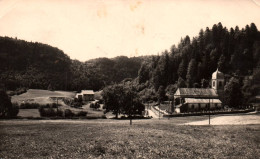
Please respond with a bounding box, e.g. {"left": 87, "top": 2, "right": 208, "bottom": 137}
{"left": 147, "top": 109, "right": 159, "bottom": 118}
{"left": 183, "top": 114, "right": 260, "bottom": 125}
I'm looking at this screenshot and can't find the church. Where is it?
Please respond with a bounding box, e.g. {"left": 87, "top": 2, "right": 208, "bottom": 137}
{"left": 174, "top": 69, "right": 224, "bottom": 113}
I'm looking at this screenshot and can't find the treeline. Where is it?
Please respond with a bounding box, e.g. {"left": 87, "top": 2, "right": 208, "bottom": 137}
{"left": 136, "top": 23, "right": 260, "bottom": 105}
{"left": 0, "top": 36, "right": 146, "bottom": 91}
{"left": 70, "top": 56, "right": 146, "bottom": 91}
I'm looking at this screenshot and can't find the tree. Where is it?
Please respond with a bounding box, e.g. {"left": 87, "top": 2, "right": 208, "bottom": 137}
{"left": 138, "top": 63, "right": 149, "bottom": 83}
{"left": 224, "top": 77, "right": 243, "bottom": 108}
{"left": 178, "top": 59, "right": 188, "bottom": 80}
{"left": 201, "top": 79, "right": 209, "bottom": 88}
{"left": 102, "top": 84, "right": 144, "bottom": 118}
{"left": 186, "top": 59, "right": 198, "bottom": 87}
{"left": 102, "top": 84, "right": 124, "bottom": 118}
{"left": 157, "top": 86, "right": 166, "bottom": 103}
{"left": 218, "top": 54, "right": 226, "bottom": 72}
{"left": 177, "top": 77, "right": 186, "bottom": 88}
{"left": 0, "top": 90, "right": 19, "bottom": 117}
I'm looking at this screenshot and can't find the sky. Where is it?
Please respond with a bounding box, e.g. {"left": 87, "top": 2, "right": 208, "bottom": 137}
{"left": 0, "top": 0, "right": 260, "bottom": 61}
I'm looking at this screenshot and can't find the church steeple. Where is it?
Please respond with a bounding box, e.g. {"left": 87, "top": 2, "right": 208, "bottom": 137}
{"left": 212, "top": 68, "right": 224, "bottom": 91}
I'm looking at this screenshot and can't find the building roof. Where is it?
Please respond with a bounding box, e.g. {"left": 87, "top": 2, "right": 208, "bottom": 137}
{"left": 81, "top": 90, "right": 94, "bottom": 95}
{"left": 185, "top": 98, "right": 222, "bottom": 104}
{"left": 174, "top": 88, "right": 218, "bottom": 98}
{"left": 212, "top": 68, "right": 224, "bottom": 79}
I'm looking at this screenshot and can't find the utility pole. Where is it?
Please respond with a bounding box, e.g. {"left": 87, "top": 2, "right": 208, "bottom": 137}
{"left": 130, "top": 84, "right": 133, "bottom": 125}
{"left": 209, "top": 98, "right": 210, "bottom": 125}
{"left": 56, "top": 97, "right": 59, "bottom": 112}
{"left": 159, "top": 102, "right": 160, "bottom": 120}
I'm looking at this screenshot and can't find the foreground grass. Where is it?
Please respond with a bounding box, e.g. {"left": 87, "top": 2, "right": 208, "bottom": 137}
{"left": 0, "top": 118, "right": 259, "bottom": 159}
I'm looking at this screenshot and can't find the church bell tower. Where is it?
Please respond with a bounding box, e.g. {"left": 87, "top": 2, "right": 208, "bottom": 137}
{"left": 212, "top": 68, "right": 225, "bottom": 101}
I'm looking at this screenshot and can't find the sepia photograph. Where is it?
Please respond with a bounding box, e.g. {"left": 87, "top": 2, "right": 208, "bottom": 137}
{"left": 0, "top": 0, "right": 260, "bottom": 158}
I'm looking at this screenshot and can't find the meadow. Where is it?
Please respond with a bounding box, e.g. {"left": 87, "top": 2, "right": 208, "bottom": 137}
{"left": 11, "top": 89, "right": 76, "bottom": 105}
{"left": 1, "top": 117, "right": 259, "bottom": 159}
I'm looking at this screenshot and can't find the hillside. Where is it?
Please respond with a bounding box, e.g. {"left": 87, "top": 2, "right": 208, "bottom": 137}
{"left": 0, "top": 37, "right": 147, "bottom": 91}
{"left": 1, "top": 22, "right": 260, "bottom": 106}
{"left": 133, "top": 22, "right": 260, "bottom": 106}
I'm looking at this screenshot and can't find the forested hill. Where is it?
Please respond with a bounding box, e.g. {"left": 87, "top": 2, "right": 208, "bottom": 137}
{"left": 0, "top": 36, "right": 147, "bottom": 91}
{"left": 135, "top": 22, "right": 260, "bottom": 105}
{"left": 1, "top": 22, "right": 260, "bottom": 103}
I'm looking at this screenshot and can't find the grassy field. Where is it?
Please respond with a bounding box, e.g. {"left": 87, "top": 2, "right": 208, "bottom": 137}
{"left": 1, "top": 117, "right": 259, "bottom": 159}
{"left": 11, "top": 89, "right": 76, "bottom": 105}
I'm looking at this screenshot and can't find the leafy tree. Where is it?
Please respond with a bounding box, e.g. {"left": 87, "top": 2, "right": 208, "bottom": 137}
{"left": 102, "top": 84, "right": 144, "bottom": 118}
{"left": 0, "top": 90, "right": 19, "bottom": 117}
{"left": 224, "top": 77, "right": 243, "bottom": 108}
{"left": 102, "top": 85, "right": 124, "bottom": 118}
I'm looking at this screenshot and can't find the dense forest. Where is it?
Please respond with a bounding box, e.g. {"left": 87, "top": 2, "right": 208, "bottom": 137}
{"left": 134, "top": 22, "right": 260, "bottom": 106}
{"left": 0, "top": 37, "right": 145, "bottom": 91}
{"left": 0, "top": 22, "right": 260, "bottom": 106}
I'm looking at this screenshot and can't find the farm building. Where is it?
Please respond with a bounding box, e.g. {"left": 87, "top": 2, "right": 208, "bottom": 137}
{"left": 75, "top": 90, "right": 94, "bottom": 101}
{"left": 174, "top": 69, "right": 224, "bottom": 113}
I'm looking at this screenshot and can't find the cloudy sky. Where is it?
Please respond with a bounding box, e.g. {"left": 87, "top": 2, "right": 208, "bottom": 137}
{"left": 0, "top": 0, "right": 260, "bottom": 61}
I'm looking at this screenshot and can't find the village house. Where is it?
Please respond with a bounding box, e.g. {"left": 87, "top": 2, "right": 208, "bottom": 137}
{"left": 75, "top": 90, "right": 94, "bottom": 101}
{"left": 174, "top": 69, "right": 224, "bottom": 113}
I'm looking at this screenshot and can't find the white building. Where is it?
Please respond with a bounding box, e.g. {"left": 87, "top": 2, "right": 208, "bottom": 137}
{"left": 75, "top": 90, "right": 94, "bottom": 101}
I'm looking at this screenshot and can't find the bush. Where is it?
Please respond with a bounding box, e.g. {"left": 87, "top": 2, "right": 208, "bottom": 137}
{"left": 90, "top": 103, "right": 95, "bottom": 108}
{"left": 76, "top": 111, "right": 88, "bottom": 117}
{"left": 64, "top": 109, "right": 74, "bottom": 118}
{"left": 20, "top": 103, "right": 60, "bottom": 109}
{"left": 20, "top": 103, "right": 40, "bottom": 109}
{"left": 38, "top": 106, "right": 61, "bottom": 117}
{"left": 70, "top": 98, "right": 82, "bottom": 108}
{"left": 0, "top": 90, "right": 19, "bottom": 118}
{"left": 56, "top": 109, "right": 63, "bottom": 117}
{"left": 44, "top": 108, "right": 56, "bottom": 117}
{"left": 8, "top": 103, "right": 19, "bottom": 117}
{"left": 90, "top": 102, "right": 100, "bottom": 109}
{"left": 38, "top": 106, "right": 45, "bottom": 117}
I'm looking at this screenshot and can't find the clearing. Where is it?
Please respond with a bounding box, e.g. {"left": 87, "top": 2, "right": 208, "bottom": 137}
{"left": 11, "top": 89, "right": 76, "bottom": 105}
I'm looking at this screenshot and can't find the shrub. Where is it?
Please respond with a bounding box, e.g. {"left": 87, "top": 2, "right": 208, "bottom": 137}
{"left": 70, "top": 98, "right": 82, "bottom": 108}
{"left": 76, "top": 111, "right": 88, "bottom": 117}
{"left": 8, "top": 103, "right": 19, "bottom": 117}
{"left": 0, "top": 90, "right": 19, "bottom": 118}
{"left": 20, "top": 103, "right": 40, "bottom": 109}
{"left": 90, "top": 102, "right": 100, "bottom": 109}
{"left": 38, "top": 106, "right": 45, "bottom": 117}
{"left": 64, "top": 109, "right": 74, "bottom": 118}
{"left": 90, "top": 103, "right": 95, "bottom": 108}
{"left": 44, "top": 108, "right": 56, "bottom": 117}
{"left": 38, "top": 107, "right": 60, "bottom": 117}
{"left": 56, "top": 109, "right": 63, "bottom": 117}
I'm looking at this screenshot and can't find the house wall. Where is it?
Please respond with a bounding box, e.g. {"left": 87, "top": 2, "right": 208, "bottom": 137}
{"left": 187, "top": 103, "right": 221, "bottom": 111}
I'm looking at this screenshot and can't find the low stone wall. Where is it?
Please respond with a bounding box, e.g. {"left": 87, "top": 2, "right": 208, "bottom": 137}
{"left": 163, "top": 109, "right": 255, "bottom": 117}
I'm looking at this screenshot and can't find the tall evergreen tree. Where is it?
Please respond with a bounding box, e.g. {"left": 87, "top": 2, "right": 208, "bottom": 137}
{"left": 186, "top": 59, "right": 198, "bottom": 88}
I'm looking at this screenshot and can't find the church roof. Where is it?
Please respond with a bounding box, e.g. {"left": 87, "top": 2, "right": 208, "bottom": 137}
{"left": 185, "top": 98, "right": 222, "bottom": 104}
{"left": 212, "top": 68, "right": 224, "bottom": 79}
{"left": 174, "top": 88, "right": 218, "bottom": 98}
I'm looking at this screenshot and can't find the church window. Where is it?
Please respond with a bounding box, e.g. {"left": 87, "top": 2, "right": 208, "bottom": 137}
{"left": 213, "top": 81, "right": 215, "bottom": 87}
{"left": 219, "top": 81, "right": 222, "bottom": 87}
